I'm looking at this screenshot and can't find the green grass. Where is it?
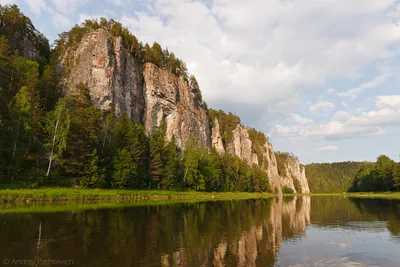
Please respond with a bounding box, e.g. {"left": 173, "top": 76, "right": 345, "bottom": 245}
{"left": 344, "top": 192, "right": 400, "bottom": 199}
{"left": 0, "top": 188, "right": 274, "bottom": 203}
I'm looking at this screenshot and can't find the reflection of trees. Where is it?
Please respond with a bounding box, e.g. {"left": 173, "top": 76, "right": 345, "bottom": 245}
{"left": 0, "top": 197, "right": 311, "bottom": 267}
{"left": 310, "top": 197, "right": 400, "bottom": 237}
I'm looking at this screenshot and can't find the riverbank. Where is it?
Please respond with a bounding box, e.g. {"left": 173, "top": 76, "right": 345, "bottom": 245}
{"left": 344, "top": 192, "right": 400, "bottom": 199}
{"left": 0, "top": 188, "right": 274, "bottom": 203}
{"left": 1, "top": 188, "right": 399, "bottom": 204}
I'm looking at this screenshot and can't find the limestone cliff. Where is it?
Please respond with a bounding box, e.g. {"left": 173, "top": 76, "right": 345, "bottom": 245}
{"left": 61, "top": 29, "right": 210, "bottom": 149}
{"left": 143, "top": 63, "right": 210, "bottom": 148}
{"left": 61, "top": 29, "right": 143, "bottom": 122}
{"left": 61, "top": 28, "right": 309, "bottom": 192}
{"left": 211, "top": 119, "right": 310, "bottom": 193}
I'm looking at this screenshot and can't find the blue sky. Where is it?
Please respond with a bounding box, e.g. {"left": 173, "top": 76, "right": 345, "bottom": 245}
{"left": 2, "top": 0, "right": 400, "bottom": 164}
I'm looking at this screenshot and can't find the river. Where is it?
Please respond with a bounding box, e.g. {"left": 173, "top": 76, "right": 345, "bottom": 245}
{"left": 1, "top": 196, "right": 400, "bottom": 266}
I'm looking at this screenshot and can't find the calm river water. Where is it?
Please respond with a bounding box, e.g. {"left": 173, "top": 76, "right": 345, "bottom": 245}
{"left": 1, "top": 196, "right": 400, "bottom": 266}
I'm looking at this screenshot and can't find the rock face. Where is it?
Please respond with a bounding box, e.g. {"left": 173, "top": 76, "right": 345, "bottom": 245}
{"left": 143, "top": 63, "right": 210, "bottom": 148}
{"left": 62, "top": 29, "right": 210, "bottom": 149}
{"left": 211, "top": 119, "right": 310, "bottom": 193}
{"left": 62, "top": 30, "right": 143, "bottom": 122}
{"left": 231, "top": 124, "right": 253, "bottom": 165}
{"left": 211, "top": 118, "right": 225, "bottom": 154}
{"left": 62, "top": 28, "right": 309, "bottom": 191}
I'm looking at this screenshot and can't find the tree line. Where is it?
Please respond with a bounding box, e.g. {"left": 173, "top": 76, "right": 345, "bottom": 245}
{"left": 0, "top": 4, "right": 274, "bottom": 192}
{"left": 348, "top": 155, "right": 400, "bottom": 192}
{"left": 305, "top": 162, "right": 364, "bottom": 193}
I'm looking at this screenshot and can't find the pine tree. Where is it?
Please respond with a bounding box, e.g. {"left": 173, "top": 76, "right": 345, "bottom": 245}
{"left": 83, "top": 149, "right": 106, "bottom": 188}
{"left": 64, "top": 83, "right": 102, "bottom": 177}
{"left": 183, "top": 137, "right": 199, "bottom": 190}
{"left": 112, "top": 148, "right": 136, "bottom": 188}
{"left": 149, "top": 128, "right": 165, "bottom": 188}
{"left": 161, "top": 139, "right": 179, "bottom": 190}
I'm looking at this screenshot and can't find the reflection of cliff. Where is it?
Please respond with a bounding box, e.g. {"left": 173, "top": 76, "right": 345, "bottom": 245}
{"left": 165, "top": 197, "right": 310, "bottom": 267}
{"left": 0, "top": 198, "right": 311, "bottom": 267}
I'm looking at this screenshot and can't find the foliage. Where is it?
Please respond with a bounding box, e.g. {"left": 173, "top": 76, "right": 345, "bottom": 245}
{"left": 207, "top": 109, "right": 241, "bottom": 147}
{"left": 0, "top": 5, "right": 50, "bottom": 60}
{"left": 282, "top": 185, "right": 294, "bottom": 194}
{"left": 275, "top": 152, "right": 298, "bottom": 177}
{"left": 0, "top": 4, "right": 276, "bottom": 194}
{"left": 348, "top": 155, "right": 400, "bottom": 192}
{"left": 306, "top": 161, "right": 364, "bottom": 193}
{"left": 248, "top": 128, "right": 268, "bottom": 167}
{"left": 55, "top": 17, "right": 191, "bottom": 80}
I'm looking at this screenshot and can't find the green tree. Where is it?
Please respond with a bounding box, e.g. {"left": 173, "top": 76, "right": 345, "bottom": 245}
{"left": 393, "top": 163, "right": 400, "bottom": 190}
{"left": 161, "top": 138, "right": 179, "bottom": 190}
{"left": 82, "top": 149, "right": 106, "bottom": 188}
{"left": 64, "top": 83, "right": 102, "bottom": 177}
{"left": 183, "top": 137, "right": 199, "bottom": 190}
{"left": 112, "top": 148, "right": 136, "bottom": 188}
{"left": 375, "top": 155, "right": 395, "bottom": 191}
{"left": 149, "top": 127, "right": 165, "bottom": 188}
{"left": 189, "top": 75, "right": 202, "bottom": 106}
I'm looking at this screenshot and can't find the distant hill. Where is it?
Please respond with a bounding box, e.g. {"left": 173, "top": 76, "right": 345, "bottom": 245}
{"left": 305, "top": 162, "right": 365, "bottom": 193}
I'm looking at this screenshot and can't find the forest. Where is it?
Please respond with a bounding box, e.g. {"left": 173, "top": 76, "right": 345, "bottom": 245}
{"left": 305, "top": 162, "right": 364, "bottom": 193}
{"left": 0, "top": 5, "right": 271, "bottom": 193}
{"left": 348, "top": 155, "right": 400, "bottom": 192}
{"left": 306, "top": 155, "right": 400, "bottom": 193}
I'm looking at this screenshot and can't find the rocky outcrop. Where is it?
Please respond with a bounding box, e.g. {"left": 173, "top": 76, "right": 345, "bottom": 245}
{"left": 211, "top": 118, "right": 225, "bottom": 154}
{"left": 62, "top": 29, "right": 210, "bottom": 149}
{"left": 143, "top": 63, "right": 210, "bottom": 149}
{"left": 62, "top": 28, "right": 309, "bottom": 191}
{"left": 211, "top": 120, "right": 310, "bottom": 193}
{"left": 231, "top": 124, "right": 253, "bottom": 165}
{"left": 62, "top": 29, "right": 143, "bottom": 121}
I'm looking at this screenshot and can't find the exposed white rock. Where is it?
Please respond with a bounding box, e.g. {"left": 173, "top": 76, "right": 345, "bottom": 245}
{"left": 211, "top": 118, "right": 225, "bottom": 154}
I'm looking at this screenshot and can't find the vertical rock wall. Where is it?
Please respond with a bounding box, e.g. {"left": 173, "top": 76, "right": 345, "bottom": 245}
{"left": 211, "top": 119, "right": 310, "bottom": 193}
{"left": 62, "top": 28, "right": 309, "bottom": 192}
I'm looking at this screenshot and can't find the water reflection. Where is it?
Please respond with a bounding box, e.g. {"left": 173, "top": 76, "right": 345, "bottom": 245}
{"left": 0, "top": 196, "right": 400, "bottom": 267}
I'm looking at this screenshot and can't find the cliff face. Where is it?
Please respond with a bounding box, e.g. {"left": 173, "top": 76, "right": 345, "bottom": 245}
{"left": 62, "top": 30, "right": 143, "bottom": 122}
{"left": 211, "top": 120, "right": 310, "bottom": 193}
{"left": 143, "top": 63, "right": 210, "bottom": 148}
{"left": 62, "top": 28, "right": 309, "bottom": 192}
{"left": 62, "top": 29, "right": 210, "bottom": 149}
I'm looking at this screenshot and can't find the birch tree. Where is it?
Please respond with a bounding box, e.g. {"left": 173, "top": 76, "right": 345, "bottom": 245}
{"left": 45, "top": 98, "right": 70, "bottom": 177}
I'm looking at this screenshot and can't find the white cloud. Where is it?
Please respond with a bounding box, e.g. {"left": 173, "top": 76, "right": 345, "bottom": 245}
{"left": 0, "top": 0, "right": 16, "bottom": 4}
{"left": 275, "top": 107, "right": 400, "bottom": 140}
{"left": 51, "top": 0, "right": 89, "bottom": 14}
{"left": 376, "top": 95, "right": 400, "bottom": 110}
{"left": 108, "top": 0, "right": 130, "bottom": 6}
{"left": 337, "top": 73, "right": 391, "bottom": 99}
{"left": 120, "top": 0, "right": 400, "bottom": 123}
{"left": 333, "top": 110, "right": 350, "bottom": 120}
{"left": 291, "top": 114, "right": 313, "bottom": 124}
{"left": 309, "top": 101, "right": 335, "bottom": 115}
{"left": 48, "top": 8, "right": 73, "bottom": 29}
{"left": 327, "top": 88, "right": 335, "bottom": 94}
{"left": 24, "top": 0, "right": 46, "bottom": 14}
{"left": 315, "top": 146, "right": 338, "bottom": 151}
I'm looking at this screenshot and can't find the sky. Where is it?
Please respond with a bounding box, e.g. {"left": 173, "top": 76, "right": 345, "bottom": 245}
{"left": 2, "top": 0, "right": 400, "bottom": 164}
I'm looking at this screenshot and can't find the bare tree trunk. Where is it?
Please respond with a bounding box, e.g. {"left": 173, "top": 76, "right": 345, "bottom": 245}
{"left": 11, "top": 122, "right": 20, "bottom": 160}
{"left": 46, "top": 114, "right": 60, "bottom": 177}
{"left": 9, "top": 122, "right": 20, "bottom": 180}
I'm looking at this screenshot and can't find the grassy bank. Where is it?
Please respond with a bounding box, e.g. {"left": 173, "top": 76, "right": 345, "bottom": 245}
{"left": 344, "top": 192, "right": 400, "bottom": 199}
{"left": 0, "top": 188, "right": 274, "bottom": 203}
